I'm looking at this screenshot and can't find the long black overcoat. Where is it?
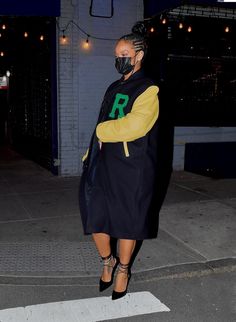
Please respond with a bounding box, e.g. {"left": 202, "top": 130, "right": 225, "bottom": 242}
{"left": 79, "top": 70, "right": 172, "bottom": 240}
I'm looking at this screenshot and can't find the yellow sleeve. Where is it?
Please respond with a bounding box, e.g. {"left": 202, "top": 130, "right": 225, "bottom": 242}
{"left": 82, "top": 148, "right": 89, "bottom": 162}
{"left": 96, "top": 85, "right": 159, "bottom": 142}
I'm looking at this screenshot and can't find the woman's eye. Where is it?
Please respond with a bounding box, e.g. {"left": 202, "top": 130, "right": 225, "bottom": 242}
{"left": 115, "top": 54, "right": 127, "bottom": 58}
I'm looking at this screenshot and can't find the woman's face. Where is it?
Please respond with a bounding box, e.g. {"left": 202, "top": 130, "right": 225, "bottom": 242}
{"left": 115, "top": 40, "right": 143, "bottom": 77}
{"left": 115, "top": 40, "right": 137, "bottom": 65}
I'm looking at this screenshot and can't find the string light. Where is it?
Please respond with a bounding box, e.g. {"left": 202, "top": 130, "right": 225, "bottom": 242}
{"left": 0, "top": 16, "right": 233, "bottom": 51}
{"left": 61, "top": 30, "right": 67, "bottom": 44}
{"left": 83, "top": 35, "right": 90, "bottom": 49}
{"left": 225, "top": 26, "right": 230, "bottom": 33}
{"left": 56, "top": 19, "right": 117, "bottom": 44}
{"left": 159, "top": 13, "right": 168, "bottom": 25}
{"left": 162, "top": 18, "right": 167, "bottom": 25}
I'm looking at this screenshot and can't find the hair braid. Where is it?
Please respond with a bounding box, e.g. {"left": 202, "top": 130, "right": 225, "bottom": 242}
{"left": 119, "top": 21, "right": 147, "bottom": 59}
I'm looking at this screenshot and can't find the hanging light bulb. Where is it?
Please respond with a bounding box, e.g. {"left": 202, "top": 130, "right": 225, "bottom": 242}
{"left": 24, "top": 32, "right": 28, "bottom": 38}
{"left": 162, "top": 18, "right": 167, "bottom": 25}
{"left": 83, "top": 35, "right": 90, "bottom": 49}
{"left": 160, "top": 13, "right": 167, "bottom": 25}
{"left": 40, "top": 35, "right": 44, "bottom": 41}
{"left": 225, "top": 26, "right": 230, "bottom": 33}
{"left": 0, "top": 52, "right": 4, "bottom": 57}
{"left": 62, "top": 34, "right": 67, "bottom": 43}
{"left": 2, "top": 24, "right": 6, "bottom": 30}
{"left": 61, "top": 30, "right": 67, "bottom": 44}
{"left": 179, "top": 22, "right": 184, "bottom": 29}
{"left": 150, "top": 27, "right": 155, "bottom": 33}
{"left": 187, "top": 26, "right": 192, "bottom": 33}
{"left": 0, "top": 33, "right": 2, "bottom": 38}
{"left": 60, "top": 35, "right": 68, "bottom": 45}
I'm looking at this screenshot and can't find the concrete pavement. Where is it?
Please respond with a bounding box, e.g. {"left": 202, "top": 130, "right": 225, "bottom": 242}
{"left": 0, "top": 146, "right": 235, "bottom": 280}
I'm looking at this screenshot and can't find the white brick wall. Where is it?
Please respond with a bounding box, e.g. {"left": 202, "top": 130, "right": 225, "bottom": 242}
{"left": 57, "top": 0, "right": 143, "bottom": 176}
{"left": 57, "top": 0, "right": 79, "bottom": 176}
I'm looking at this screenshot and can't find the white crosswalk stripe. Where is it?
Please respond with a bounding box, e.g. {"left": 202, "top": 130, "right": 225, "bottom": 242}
{"left": 0, "top": 292, "right": 170, "bottom": 322}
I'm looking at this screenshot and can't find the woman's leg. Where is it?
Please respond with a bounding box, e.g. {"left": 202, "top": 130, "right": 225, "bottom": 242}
{"left": 114, "top": 239, "right": 136, "bottom": 292}
{"left": 92, "top": 233, "right": 116, "bottom": 282}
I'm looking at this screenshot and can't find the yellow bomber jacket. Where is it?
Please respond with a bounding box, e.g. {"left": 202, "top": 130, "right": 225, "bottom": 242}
{"left": 82, "top": 85, "right": 159, "bottom": 161}
{"left": 82, "top": 71, "right": 159, "bottom": 162}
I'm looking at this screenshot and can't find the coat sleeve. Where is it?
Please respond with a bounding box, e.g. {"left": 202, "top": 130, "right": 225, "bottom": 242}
{"left": 96, "top": 85, "right": 159, "bottom": 143}
{"left": 82, "top": 148, "right": 89, "bottom": 162}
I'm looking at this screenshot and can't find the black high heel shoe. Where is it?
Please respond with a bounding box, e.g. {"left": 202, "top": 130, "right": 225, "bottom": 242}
{"left": 99, "top": 254, "right": 119, "bottom": 292}
{"left": 112, "top": 262, "right": 131, "bottom": 300}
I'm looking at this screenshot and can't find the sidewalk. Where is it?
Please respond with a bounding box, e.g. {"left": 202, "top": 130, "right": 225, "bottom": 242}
{"left": 0, "top": 146, "right": 235, "bottom": 284}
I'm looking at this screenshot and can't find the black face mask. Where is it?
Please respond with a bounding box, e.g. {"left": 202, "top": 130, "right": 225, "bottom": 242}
{"left": 115, "top": 57, "right": 134, "bottom": 75}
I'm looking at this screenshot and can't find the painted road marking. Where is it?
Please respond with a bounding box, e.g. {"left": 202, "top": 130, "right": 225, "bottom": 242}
{"left": 0, "top": 291, "right": 170, "bottom": 321}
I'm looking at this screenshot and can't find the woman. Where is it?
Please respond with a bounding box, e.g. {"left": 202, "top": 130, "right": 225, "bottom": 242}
{"left": 79, "top": 23, "right": 160, "bottom": 300}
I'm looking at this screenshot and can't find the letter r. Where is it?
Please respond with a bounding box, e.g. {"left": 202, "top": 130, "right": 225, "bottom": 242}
{"left": 109, "top": 93, "right": 129, "bottom": 119}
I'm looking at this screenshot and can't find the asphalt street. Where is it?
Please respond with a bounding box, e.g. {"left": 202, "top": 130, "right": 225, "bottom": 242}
{"left": 0, "top": 265, "right": 235, "bottom": 321}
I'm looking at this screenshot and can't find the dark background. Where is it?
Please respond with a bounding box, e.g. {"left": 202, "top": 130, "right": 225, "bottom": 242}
{"left": 144, "top": 14, "right": 236, "bottom": 126}
{"left": 144, "top": 0, "right": 236, "bottom": 18}
{"left": 0, "top": 0, "right": 60, "bottom": 16}
{"left": 0, "top": 17, "right": 57, "bottom": 172}
{"left": 143, "top": 2, "right": 236, "bottom": 177}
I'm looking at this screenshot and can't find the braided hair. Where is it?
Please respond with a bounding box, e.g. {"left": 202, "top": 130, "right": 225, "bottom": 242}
{"left": 118, "top": 22, "right": 147, "bottom": 59}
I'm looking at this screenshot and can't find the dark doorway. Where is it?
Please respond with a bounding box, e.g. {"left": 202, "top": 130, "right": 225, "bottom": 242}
{"left": 0, "top": 17, "right": 58, "bottom": 174}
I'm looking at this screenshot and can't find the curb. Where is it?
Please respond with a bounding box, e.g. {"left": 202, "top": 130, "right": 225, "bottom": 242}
{"left": 0, "top": 258, "right": 235, "bottom": 286}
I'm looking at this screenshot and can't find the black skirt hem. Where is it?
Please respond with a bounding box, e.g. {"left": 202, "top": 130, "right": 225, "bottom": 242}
{"left": 83, "top": 229, "right": 158, "bottom": 241}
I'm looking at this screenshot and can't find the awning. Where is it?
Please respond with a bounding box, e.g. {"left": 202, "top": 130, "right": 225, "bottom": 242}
{"left": 144, "top": 0, "right": 236, "bottom": 18}
{"left": 0, "top": 0, "right": 60, "bottom": 16}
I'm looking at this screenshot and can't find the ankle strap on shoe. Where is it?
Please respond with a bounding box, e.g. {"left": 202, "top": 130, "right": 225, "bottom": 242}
{"left": 117, "top": 262, "right": 129, "bottom": 274}
{"left": 101, "top": 254, "right": 115, "bottom": 267}
{"left": 101, "top": 253, "right": 112, "bottom": 261}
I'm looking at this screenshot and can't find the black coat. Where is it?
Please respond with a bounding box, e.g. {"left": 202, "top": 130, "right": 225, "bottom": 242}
{"left": 79, "top": 70, "right": 172, "bottom": 240}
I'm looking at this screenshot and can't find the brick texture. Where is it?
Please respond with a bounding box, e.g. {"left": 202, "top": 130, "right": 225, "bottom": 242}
{"left": 57, "top": 0, "right": 143, "bottom": 175}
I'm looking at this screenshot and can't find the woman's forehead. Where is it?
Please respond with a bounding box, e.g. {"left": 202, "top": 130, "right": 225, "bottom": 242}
{"left": 115, "top": 40, "right": 135, "bottom": 54}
